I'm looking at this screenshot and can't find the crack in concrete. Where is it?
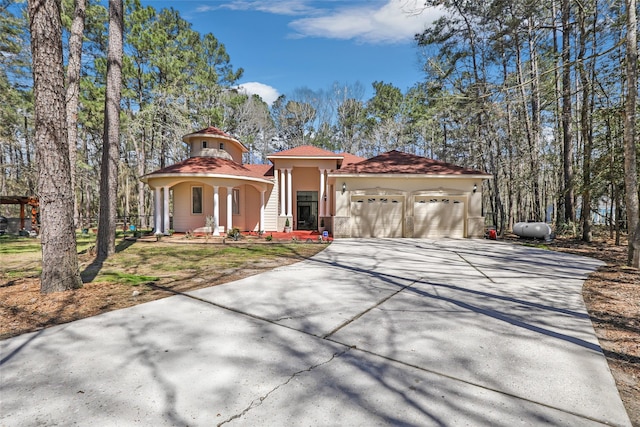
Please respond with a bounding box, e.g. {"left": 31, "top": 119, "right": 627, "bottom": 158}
{"left": 216, "top": 347, "right": 352, "bottom": 426}
{"left": 322, "top": 280, "right": 419, "bottom": 339}
{"left": 450, "top": 250, "right": 496, "bottom": 284}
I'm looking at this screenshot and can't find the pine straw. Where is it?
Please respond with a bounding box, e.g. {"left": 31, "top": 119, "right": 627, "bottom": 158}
{"left": 550, "top": 235, "right": 639, "bottom": 427}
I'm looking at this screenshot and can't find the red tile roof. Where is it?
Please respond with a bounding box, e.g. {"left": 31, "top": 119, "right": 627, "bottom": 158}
{"left": 184, "top": 126, "right": 235, "bottom": 139}
{"left": 331, "top": 150, "right": 490, "bottom": 175}
{"left": 244, "top": 164, "right": 274, "bottom": 177}
{"left": 145, "top": 157, "right": 273, "bottom": 180}
{"left": 339, "top": 152, "right": 366, "bottom": 166}
{"left": 268, "top": 145, "right": 343, "bottom": 158}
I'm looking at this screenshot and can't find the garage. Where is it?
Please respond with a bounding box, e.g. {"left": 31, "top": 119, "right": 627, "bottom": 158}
{"left": 329, "top": 150, "right": 490, "bottom": 239}
{"left": 351, "top": 195, "right": 403, "bottom": 238}
{"left": 413, "top": 197, "right": 465, "bottom": 238}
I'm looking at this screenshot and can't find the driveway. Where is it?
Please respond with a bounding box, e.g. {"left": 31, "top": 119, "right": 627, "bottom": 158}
{"left": 0, "top": 239, "right": 631, "bottom": 426}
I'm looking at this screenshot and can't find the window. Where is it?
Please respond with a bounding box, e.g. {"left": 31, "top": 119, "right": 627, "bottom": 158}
{"left": 219, "top": 142, "right": 224, "bottom": 150}
{"left": 202, "top": 141, "right": 207, "bottom": 148}
{"left": 232, "top": 188, "right": 240, "bottom": 215}
{"left": 192, "top": 186, "right": 203, "bottom": 214}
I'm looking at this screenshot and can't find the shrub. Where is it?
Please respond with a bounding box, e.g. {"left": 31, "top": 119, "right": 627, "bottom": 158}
{"left": 228, "top": 227, "right": 242, "bottom": 241}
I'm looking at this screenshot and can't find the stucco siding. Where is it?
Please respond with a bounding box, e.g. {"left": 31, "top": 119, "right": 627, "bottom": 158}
{"left": 172, "top": 182, "right": 211, "bottom": 232}
{"left": 292, "top": 167, "right": 320, "bottom": 194}
{"left": 243, "top": 185, "right": 261, "bottom": 231}
{"left": 330, "top": 176, "right": 484, "bottom": 238}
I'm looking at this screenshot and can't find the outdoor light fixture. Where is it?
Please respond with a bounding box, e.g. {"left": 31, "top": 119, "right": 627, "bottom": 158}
{"left": 473, "top": 183, "right": 477, "bottom": 193}
{"left": 342, "top": 182, "right": 347, "bottom": 194}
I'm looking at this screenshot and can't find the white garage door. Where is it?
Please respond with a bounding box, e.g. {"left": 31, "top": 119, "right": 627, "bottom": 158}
{"left": 351, "top": 196, "right": 404, "bottom": 238}
{"left": 413, "top": 197, "right": 465, "bottom": 238}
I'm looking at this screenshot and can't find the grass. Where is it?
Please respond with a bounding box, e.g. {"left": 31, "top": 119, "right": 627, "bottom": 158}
{"left": 1, "top": 234, "right": 328, "bottom": 339}
{"left": 0, "top": 235, "right": 42, "bottom": 254}
{"left": 522, "top": 242, "right": 551, "bottom": 250}
{"left": 98, "top": 271, "right": 160, "bottom": 285}
{"left": 0, "top": 233, "right": 97, "bottom": 255}
{"left": 0, "top": 233, "right": 327, "bottom": 290}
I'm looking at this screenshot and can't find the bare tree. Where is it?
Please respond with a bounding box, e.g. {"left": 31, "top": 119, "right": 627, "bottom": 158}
{"left": 96, "top": 0, "right": 123, "bottom": 259}
{"left": 28, "top": 0, "right": 82, "bottom": 293}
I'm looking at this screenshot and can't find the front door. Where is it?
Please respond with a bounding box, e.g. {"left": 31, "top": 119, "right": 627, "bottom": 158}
{"left": 296, "top": 191, "right": 318, "bottom": 230}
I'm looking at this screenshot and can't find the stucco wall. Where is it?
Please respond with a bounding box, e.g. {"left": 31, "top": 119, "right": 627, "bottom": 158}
{"left": 187, "top": 138, "right": 244, "bottom": 163}
{"left": 330, "top": 175, "right": 487, "bottom": 238}
{"left": 172, "top": 181, "right": 212, "bottom": 232}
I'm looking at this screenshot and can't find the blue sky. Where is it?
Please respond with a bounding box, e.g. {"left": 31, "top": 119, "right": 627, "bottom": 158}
{"left": 144, "top": 1, "right": 442, "bottom": 104}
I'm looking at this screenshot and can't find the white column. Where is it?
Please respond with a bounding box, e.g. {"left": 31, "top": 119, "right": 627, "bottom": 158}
{"left": 226, "top": 186, "right": 233, "bottom": 233}
{"left": 163, "top": 186, "right": 170, "bottom": 234}
{"left": 280, "top": 169, "right": 286, "bottom": 216}
{"left": 260, "top": 190, "right": 266, "bottom": 232}
{"left": 154, "top": 187, "right": 161, "bottom": 233}
{"left": 319, "top": 168, "right": 326, "bottom": 218}
{"left": 286, "top": 168, "right": 293, "bottom": 217}
{"left": 213, "top": 186, "right": 220, "bottom": 236}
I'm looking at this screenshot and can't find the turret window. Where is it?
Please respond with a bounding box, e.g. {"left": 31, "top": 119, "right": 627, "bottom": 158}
{"left": 202, "top": 141, "right": 207, "bottom": 149}
{"left": 219, "top": 142, "right": 224, "bottom": 150}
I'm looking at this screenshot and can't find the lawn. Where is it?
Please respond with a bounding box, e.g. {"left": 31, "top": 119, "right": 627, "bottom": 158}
{"left": 0, "top": 233, "right": 327, "bottom": 340}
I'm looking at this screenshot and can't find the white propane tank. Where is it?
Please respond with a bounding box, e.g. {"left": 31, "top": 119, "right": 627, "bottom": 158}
{"left": 513, "top": 222, "right": 553, "bottom": 241}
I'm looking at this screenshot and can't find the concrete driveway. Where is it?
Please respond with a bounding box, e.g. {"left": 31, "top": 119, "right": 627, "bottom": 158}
{"left": 0, "top": 239, "right": 631, "bottom": 426}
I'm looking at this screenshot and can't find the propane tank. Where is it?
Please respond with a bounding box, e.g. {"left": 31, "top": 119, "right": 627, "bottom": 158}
{"left": 513, "top": 222, "right": 553, "bottom": 241}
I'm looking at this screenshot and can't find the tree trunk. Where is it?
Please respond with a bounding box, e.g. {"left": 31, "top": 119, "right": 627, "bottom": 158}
{"left": 561, "top": 0, "right": 575, "bottom": 224}
{"left": 578, "top": 3, "right": 593, "bottom": 243}
{"left": 97, "top": 0, "right": 123, "bottom": 259}
{"left": 623, "top": 0, "right": 639, "bottom": 266}
{"left": 65, "top": 0, "right": 86, "bottom": 229}
{"left": 28, "top": 0, "right": 82, "bottom": 293}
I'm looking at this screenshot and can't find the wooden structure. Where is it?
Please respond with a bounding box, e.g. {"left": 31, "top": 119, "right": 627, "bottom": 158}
{"left": 0, "top": 196, "right": 39, "bottom": 233}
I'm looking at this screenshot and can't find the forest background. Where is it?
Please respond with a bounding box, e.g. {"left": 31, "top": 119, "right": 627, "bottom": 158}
{"left": 1, "top": 0, "right": 639, "bottom": 248}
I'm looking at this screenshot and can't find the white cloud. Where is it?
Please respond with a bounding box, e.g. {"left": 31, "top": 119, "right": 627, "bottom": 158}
{"left": 211, "top": 1, "right": 318, "bottom": 16}
{"left": 236, "top": 82, "right": 280, "bottom": 105}
{"left": 289, "top": 0, "right": 443, "bottom": 44}
{"left": 199, "top": 1, "right": 442, "bottom": 44}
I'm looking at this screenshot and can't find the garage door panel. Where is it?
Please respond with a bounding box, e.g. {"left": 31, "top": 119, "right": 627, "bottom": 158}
{"left": 414, "top": 198, "right": 464, "bottom": 238}
{"left": 351, "top": 196, "right": 403, "bottom": 238}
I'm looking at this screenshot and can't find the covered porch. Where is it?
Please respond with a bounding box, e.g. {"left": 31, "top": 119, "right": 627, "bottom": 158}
{"left": 146, "top": 176, "right": 272, "bottom": 235}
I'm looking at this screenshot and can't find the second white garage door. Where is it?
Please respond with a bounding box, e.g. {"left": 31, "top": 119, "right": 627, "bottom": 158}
{"left": 413, "top": 197, "right": 465, "bottom": 238}
{"left": 351, "top": 196, "right": 404, "bottom": 238}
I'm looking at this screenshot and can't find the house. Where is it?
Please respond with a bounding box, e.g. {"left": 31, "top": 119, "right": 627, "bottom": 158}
{"left": 141, "top": 126, "right": 492, "bottom": 238}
